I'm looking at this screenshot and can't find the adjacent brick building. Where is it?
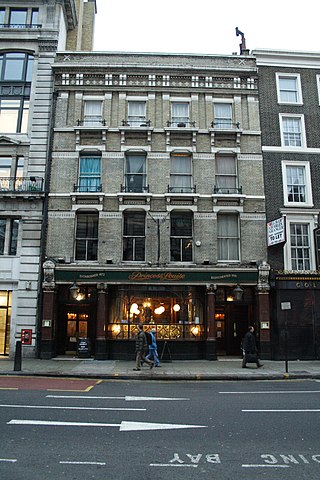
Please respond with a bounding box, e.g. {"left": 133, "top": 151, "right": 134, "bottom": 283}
{"left": 254, "top": 49, "right": 320, "bottom": 359}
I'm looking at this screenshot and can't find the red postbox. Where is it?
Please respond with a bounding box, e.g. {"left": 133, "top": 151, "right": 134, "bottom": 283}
{"left": 21, "top": 329, "right": 32, "bottom": 345}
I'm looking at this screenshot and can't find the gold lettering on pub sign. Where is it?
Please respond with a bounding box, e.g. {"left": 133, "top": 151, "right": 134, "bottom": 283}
{"left": 296, "top": 282, "right": 320, "bottom": 289}
{"left": 128, "top": 272, "right": 186, "bottom": 281}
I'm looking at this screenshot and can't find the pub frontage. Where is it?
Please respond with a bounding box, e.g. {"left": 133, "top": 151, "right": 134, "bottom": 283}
{"left": 39, "top": 261, "right": 271, "bottom": 360}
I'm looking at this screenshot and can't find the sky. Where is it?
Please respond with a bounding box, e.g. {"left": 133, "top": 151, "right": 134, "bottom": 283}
{"left": 93, "top": 0, "right": 319, "bottom": 56}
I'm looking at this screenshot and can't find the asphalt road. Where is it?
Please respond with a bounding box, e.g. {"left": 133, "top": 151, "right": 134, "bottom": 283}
{"left": 0, "top": 378, "right": 320, "bottom": 480}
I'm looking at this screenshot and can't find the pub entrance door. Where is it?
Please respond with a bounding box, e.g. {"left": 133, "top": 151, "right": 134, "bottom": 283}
{"left": 57, "top": 306, "right": 95, "bottom": 356}
{"left": 215, "top": 304, "right": 250, "bottom": 356}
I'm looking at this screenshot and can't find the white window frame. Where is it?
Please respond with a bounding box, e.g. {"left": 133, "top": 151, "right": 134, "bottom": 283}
{"left": 171, "top": 101, "right": 190, "bottom": 127}
{"left": 217, "top": 213, "right": 240, "bottom": 263}
{"left": 127, "top": 101, "right": 147, "bottom": 127}
{"left": 83, "top": 99, "right": 103, "bottom": 126}
{"left": 213, "top": 101, "right": 233, "bottom": 129}
{"left": 279, "top": 114, "right": 306, "bottom": 149}
{"left": 283, "top": 215, "right": 316, "bottom": 271}
{"left": 276, "top": 73, "right": 303, "bottom": 105}
{"left": 281, "top": 161, "right": 313, "bottom": 207}
{"left": 215, "top": 154, "right": 238, "bottom": 193}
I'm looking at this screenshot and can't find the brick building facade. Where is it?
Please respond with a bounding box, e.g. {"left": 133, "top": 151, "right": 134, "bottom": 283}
{"left": 40, "top": 51, "right": 270, "bottom": 360}
{"left": 254, "top": 50, "right": 320, "bottom": 359}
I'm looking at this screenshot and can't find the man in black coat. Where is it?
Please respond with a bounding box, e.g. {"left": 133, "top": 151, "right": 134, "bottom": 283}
{"left": 133, "top": 324, "right": 154, "bottom": 371}
{"left": 242, "top": 326, "right": 263, "bottom": 368}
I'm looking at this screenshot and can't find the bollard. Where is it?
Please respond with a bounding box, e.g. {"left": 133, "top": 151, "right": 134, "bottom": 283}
{"left": 14, "top": 340, "right": 22, "bottom": 371}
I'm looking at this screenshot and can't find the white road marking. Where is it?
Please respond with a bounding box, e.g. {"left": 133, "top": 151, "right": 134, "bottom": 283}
{"left": 60, "top": 461, "right": 106, "bottom": 465}
{"left": 150, "top": 463, "right": 198, "bottom": 468}
{"left": 0, "top": 459, "right": 17, "bottom": 463}
{"left": 243, "top": 409, "right": 320, "bottom": 412}
{"left": 0, "top": 403, "right": 145, "bottom": 412}
{"left": 242, "top": 464, "right": 289, "bottom": 468}
{"left": 8, "top": 419, "right": 207, "bottom": 432}
{"left": 220, "top": 390, "right": 320, "bottom": 394}
{"left": 46, "top": 395, "right": 189, "bottom": 401}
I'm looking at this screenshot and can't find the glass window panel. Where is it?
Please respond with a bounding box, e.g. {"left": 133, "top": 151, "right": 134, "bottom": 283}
{"left": 0, "top": 9, "right": 5, "bottom": 24}
{"left": 125, "top": 155, "right": 146, "bottom": 192}
{"left": 9, "top": 219, "right": 18, "bottom": 255}
{"left": 170, "top": 155, "right": 192, "bottom": 191}
{"left": 0, "top": 100, "right": 20, "bottom": 133}
{"left": 286, "top": 166, "right": 306, "bottom": 203}
{"left": 9, "top": 9, "right": 27, "bottom": 25}
{"left": 128, "top": 101, "right": 146, "bottom": 126}
{"left": 16, "top": 157, "right": 24, "bottom": 178}
{"left": 26, "top": 56, "right": 34, "bottom": 81}
{"left": 124, "top": 213, "right": 145, "bottom": 236}
{"left": 171, "top": 102, "right": 189, "bottom": 126}
{"left": 123, "top": 212, "right": 145, "bottom": 261}
{"left": 290, "top": 223, "right": 310, "bottom": 270}
{"left": 217, "top": 214, "right": 239, "bottom": 261}
{"left": 84, "top": 101, "right": 102, "bottom": 125}
{"left": 20, "top": 100, "right": 29, "bottom": 133}
{"left": 75, "top": 214, "right": 98, "bottom": 261}
{"left": 0, "top": 220, "right": 5, "bottom": 255}
{"left": 170, "top": 212, "right": 193, "bottom": 262}
{"left": 0, "top": 157, "right": 12, "bottom": 177}
{"left": 3, "top": 53, "right": 25, "bottom": 80}
{"left": 79, "top": 157, "right": 101, "bottom": 192}
{"left": 171, "top": 212, "right": 192, "bottom": 236}
{"left": 31, "top": 9, "right": 39, "bottom": 25}
{"left": 282, "top": 117, "right": 302, "bottom": 147}
{"left": 215, "top": 156, "right": 237, "bottom": 189}
{"left": 279, "top": 77, "right": 298, "bottom": 103}
{"left": 214, "top": 103, "right": 232, "bottom": 128}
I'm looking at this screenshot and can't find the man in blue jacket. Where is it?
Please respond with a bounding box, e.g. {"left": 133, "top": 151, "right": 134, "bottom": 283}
{"left": 146, "top": 328, "right": 161, "bottom": 367}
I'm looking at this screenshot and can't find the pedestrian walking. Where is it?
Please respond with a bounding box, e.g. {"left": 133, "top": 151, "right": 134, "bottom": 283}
{"left": 146, "top": 328, "right": 161, "bottom": 367}
{"left": 242, "top": 326, "right": 263, "bottom": 368}
{"left": 133, "top": 324, "right": 154, "bottom": 371}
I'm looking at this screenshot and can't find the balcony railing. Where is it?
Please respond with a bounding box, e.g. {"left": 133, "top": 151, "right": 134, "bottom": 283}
{"left": 211, "top": 121, "right": 240, "bottom": 129}
{"left": 213, "top": 186, "right": 242, "bottom": 194}
{"left": 0, "top": 23, "right": 42, "bottom": 29}
{"left": 121, "top": 119, "right": 151, "bottom": 127}
{"left": 120, "top": 185, "right": 150, "bottom": 193}
{"left": 167, "top": 120, "right": 196, "bottom": 128}
{"left": 73, "top": 184, "right": 102, "bottom": 193}
{"left": 76, "top": 119, "right": 106, "bottom": 126}
{"left": 167, "top": 186, "right": 197, "bottom": 193}
{"left": 0, "top": 177, "right": 44, "bottom": 192}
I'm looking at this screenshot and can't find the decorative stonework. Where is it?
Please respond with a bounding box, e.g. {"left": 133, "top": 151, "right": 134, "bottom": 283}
{"left": 257, "top": 261, "right": 270, "bottom": 292}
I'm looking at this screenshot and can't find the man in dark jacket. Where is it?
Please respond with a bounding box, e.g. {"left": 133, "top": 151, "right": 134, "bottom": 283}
{"left": 133, "top": 324, "right": 154, "bottom": 371}
{"left": 242, "top": 326, "right": 263, "bottom": 368}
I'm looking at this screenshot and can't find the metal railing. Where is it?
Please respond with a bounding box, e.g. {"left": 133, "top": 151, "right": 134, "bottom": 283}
{"left": 120, "top": 184, "right": 150, "bottom": 193}
{"left": 167, "top": 120, "right": 196, "bottom": 128}
{"left": 211, "top": 121, "right": 240, "bottom": 129}
{"left": 213, "top": 186, "right": 242, "bottom": 194}
{"left": 73, "top": 184, "right": 102, "bottom": 193}
{"left": 0, "top": 23, "right": 42, "bottom": 29}
{"left": 0, "top": 176, "right": 44, "bottom": 192}
{"left": 121, "top": 119, "right": 151, "bottom": 127}
{"left": 76, "top": 119, "right": 106, "bottom": 126}
{"left": 167, "top": 186, "right": 197, "bottom": 193}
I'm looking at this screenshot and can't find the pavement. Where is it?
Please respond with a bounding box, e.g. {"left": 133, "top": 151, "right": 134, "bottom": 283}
{"left": 0, "top": 355, "right": 320, "bottom": 381}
